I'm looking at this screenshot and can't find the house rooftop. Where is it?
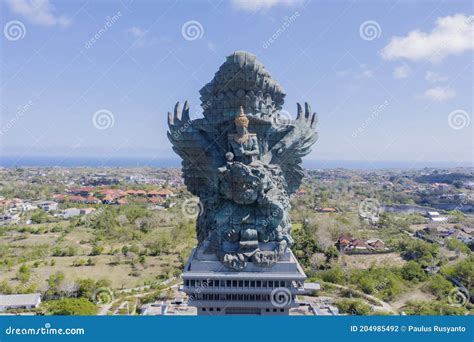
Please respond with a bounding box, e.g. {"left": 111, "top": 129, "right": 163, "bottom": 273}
{"left": 0, "top": 293, "right": 41, "bottom": 307}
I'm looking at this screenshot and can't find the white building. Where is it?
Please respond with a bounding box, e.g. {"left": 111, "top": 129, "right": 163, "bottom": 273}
{"left": 35, "top": 201, "right": 59, "bottom": 212}
{"left": 0, "top": 293, "right": 42, "bottom": 311}
{"left": 427, "top": 211, "right": 448, "bottom": 222}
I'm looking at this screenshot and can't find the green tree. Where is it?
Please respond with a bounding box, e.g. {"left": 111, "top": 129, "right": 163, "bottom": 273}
{"left": 30, "top": 210, "right": 49, "bottom": 224}
{"left": 401, "top": 261, "right": 427, "bottom": 283}
{"left": 425, "top": 275, "right": 453, "bottom": 299}
{"left": 43, "top": 298, "right": 98, "bottom": 315}
{"left": 335, "top": 299, "right": 371, "bottom": 315}
{"left": 0, "top": 280, "right": 13, "bottom": 294}
{"left": 324, "top": 246, "right": 339, "bottom": 263}
{"left": 90, "top": 245, "right": 104, "bottom": 256}
{"left": 16, "top": 264, "right": 31, "bottom": 283}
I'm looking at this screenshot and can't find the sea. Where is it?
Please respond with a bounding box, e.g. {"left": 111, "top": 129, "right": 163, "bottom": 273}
{"left": 0, "top": 156, "right": 471, "bottom": 170}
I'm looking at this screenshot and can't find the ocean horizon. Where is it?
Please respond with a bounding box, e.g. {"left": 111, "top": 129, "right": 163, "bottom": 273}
{"left": 0, "top": 156, "right": 472, "bottom": 169}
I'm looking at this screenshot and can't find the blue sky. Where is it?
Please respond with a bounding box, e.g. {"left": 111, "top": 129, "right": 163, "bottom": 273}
{"left": 0, "top": 0, "right": 472, "bottom": 167}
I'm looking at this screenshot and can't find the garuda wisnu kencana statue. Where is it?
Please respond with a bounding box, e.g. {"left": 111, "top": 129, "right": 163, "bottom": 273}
{"left": 168, "top": 51, "right": 318, "bottom": 270}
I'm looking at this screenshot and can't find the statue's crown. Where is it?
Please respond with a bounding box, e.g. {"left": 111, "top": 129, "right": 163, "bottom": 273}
{"left": 234, "top": 106, "right": 249, "bottom": 128}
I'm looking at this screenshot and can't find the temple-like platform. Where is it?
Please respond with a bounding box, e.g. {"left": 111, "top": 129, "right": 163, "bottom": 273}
{"left": 180, "top": 242, "right": 310, "bottom": 315}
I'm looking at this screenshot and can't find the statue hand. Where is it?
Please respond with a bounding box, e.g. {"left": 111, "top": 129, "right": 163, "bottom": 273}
{"left": 296, "top": 102, "right": 318, "bottom": 129}
{"left": 167, "top": 101, "right": 191, "bottom": 139}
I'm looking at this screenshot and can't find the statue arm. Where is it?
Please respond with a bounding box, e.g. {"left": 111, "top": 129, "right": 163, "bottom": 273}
{"left": 243, "top": 137, "right": 259, "bottom": 156}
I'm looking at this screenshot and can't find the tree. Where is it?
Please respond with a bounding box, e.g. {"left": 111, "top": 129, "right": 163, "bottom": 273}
{"left": 43, "top": 298, "right": 98, "bottom": 315}
{"left": 16, "top": 264, "right": 31, "bottom": 283}
{"left": 399, "top": 240, "right": 438, "bottom": 266}
{"left": 425, "top": 275, "right": 453, "bottom": 299}
{"left": 30, "top": 210, "right": 49, "bottom": 224}
{"left": 76, "top": 279, "right": 96, "bottom": 299}
{"left": 0, "top": 280, "right": 13, "bottom": 294}
{"left": 401, "top": 261, "right": 427, "bottom": 283}
{"left": 448, "top": 210, "right": 464, "bottom": 222}
{"left": 335, "top": 299, "right": 371, "bottom": 315}
{"left": 446, "top": 238, "right": 470, "bottom": 254}
{"left": 324, "top": 246, "right": 339, "bottom": 263}
{"left": 47, "top": 272, "right": 65, "bottom": 294}
{"left": 90, "top": 245, "right": 104, "bottom": 256}
{"left": 319, "top": 265, "right": 345, "bottom": 284}
{"left": 402, "top": 300, "right": 466, "bottom": 315}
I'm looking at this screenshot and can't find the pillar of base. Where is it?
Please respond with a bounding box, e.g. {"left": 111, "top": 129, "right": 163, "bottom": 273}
{"left": 180, "top": 241, "right": 308, "bottom": 316}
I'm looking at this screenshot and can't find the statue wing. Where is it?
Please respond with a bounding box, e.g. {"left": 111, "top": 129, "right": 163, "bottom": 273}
{"left": 167, "top": 101, "right": 219, "bottom": 197}
{"left": 270, "top": 102, "right": 318, "bottom": 195}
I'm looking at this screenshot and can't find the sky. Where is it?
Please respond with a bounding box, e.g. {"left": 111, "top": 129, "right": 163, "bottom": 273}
{"left": 0, "top": 0, "right": 472, "bottom": 167}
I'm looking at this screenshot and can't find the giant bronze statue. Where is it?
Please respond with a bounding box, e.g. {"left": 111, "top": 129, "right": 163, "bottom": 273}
{"left": 168, "top": 51, "right": 318, "bottom": 270}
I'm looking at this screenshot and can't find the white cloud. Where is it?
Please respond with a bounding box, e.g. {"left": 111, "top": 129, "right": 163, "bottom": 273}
{"left": 127, "top": 26, "right": 147, "bottom": 38}
{"left": 393, "top": 65, "right": 410, "bottom": 79}
{"left": 422, "top": 87, "right": 456, "bottom": 101}
{"left": 425, "top": 71, "right": 449, "bottom": 83}
{"left": 231, "top": 0, "right": 301, "bottom": 11}
{"left": 381, "top": 14, "right": 473, "bottom": 62}
{"left": 126, "top": 26, "right": 159, "bottom": 48}
{"left": 6, "top": 0, "right": 70, "bottom": 27}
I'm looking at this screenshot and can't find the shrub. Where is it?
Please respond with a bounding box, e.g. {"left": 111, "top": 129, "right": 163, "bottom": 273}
{"left": 43, "top": 298, "right": 98, "bottom": 315}
{"left": 401, "top": 261, "right": 427, "bottom": 283}
{"left": 335, "top": 299, "right": 371, "bottom": 315}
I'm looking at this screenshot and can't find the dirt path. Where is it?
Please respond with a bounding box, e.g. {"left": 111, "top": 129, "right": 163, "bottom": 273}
{"left": 325, "top": 282, "right": 395, "bottom": 313}
{"left": 389, "top": 283, "right": 435, "bottom": 310}
{"left": 97, "top": 278, "right": 179, "bottom": 316}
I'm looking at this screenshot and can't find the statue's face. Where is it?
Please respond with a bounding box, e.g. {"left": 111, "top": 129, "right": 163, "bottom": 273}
{"left": 233, "top": 179, "right": 259, "bottom": 204}
{"left": 236, "top": 125, "right": 245, "bottom": 135}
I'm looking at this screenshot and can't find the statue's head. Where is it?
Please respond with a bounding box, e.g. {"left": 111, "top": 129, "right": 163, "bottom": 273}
{"left": 234, "top": 106, "right": 249, "bottom": 134}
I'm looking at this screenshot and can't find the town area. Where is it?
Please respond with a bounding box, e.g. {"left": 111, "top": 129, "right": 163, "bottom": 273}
{"left": 0, "top": 166, "right": 472, "bottom": 316}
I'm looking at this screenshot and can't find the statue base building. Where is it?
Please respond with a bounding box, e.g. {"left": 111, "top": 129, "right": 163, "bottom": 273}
{"left": 180, "top": 241, "right": 309, "bottom": 316}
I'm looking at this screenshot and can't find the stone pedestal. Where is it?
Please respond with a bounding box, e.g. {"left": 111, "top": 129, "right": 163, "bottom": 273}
{"left": 180, "top": 241, "right": 309, "bottom": 316}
